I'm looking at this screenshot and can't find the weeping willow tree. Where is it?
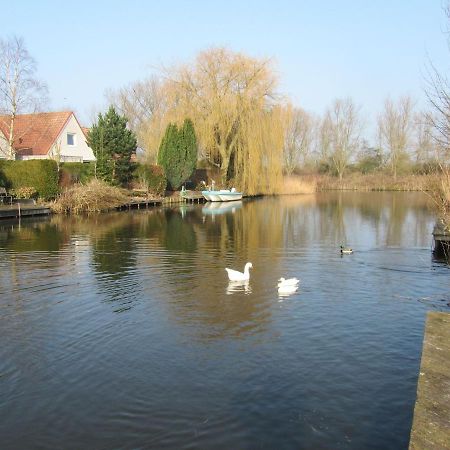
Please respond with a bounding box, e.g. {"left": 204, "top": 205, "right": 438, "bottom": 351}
{"left": 145, "top": 48, "right": 285, "bottom": 195}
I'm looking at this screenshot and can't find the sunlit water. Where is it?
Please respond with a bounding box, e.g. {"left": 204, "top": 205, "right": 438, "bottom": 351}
{"left": 0, "top": 192, "right": 449, "bottom": 449}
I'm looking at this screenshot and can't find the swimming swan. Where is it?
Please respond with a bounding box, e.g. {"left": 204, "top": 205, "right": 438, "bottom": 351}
{"left": 278, "top": 284, "right": 299, "bottom": 296}
{"left": 225, "top": 262, "right": 253, "bottom": 281}
{"left": 340, "top": 245, "right": 353, "bottom": 254}
{"left": 278, "top": 277, "right": 300, "bottom": 288}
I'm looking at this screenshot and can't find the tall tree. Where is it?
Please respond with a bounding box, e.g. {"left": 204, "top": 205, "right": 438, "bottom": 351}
{"left": 425, "top": 4, "right": 450, "bottom": 166}
{"left": 157, "top": 119, "right": 198, "bottom": 189}
{"left": 151, "top": 48, "right": 283, "bottom": 195}
{"left": 414, "top": 111, "right": 437, "bottom": 164}
{"left": 87, "top": 106, "right": 137, "bottom": 185}
{"left": 378, "top": 96, "right": 414, "bottom": 179}
{"left": 0, "top": 36, "right": 47, "bottom": 159}
{"left": 180, "top": 118, "right": 198, "bottom": 183}
{"left": 283, "top": 105, "right": 314, "bottom": 174}
{"left": 324, "top": 98, "right": 361, "bottom": 180}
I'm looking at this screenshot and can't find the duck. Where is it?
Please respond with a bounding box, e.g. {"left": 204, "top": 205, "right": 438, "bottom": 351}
{"left": 340, "top": 245, "right": 353, "bottom": 255}
{"left": 277, "top": 277, "right": 300, "bottom": 288}
{"left": 225, "top": 262, "right": 253, "bottom": 281}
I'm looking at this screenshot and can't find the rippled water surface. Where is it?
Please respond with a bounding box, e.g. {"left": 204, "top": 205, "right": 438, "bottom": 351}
{"left": 0, "top": 192, "right": 449, "bottom": 449}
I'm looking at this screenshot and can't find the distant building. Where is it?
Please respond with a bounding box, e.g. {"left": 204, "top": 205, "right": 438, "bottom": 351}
{"left": 0, "top": 111, "right": 96, "bottom": 162}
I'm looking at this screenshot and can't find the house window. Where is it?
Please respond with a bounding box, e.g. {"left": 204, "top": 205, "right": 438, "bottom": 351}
{"left": 67, "top": 133, "right": 76, "bottom": 146}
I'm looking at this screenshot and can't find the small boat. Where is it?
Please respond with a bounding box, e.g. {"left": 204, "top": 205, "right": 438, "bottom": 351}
{"left": 201, "top": 188, "right": 243, "bottom": 202}
{"left": 201, "top": 190, "right": 212, "bottom": 201}
{"left": 218, "top": 189, "right": 243, "bottom": 201}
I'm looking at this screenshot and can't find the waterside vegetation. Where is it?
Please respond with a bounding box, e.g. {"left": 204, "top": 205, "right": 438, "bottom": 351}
{"left": 1, "top": 37, "right": 449, "bottom": 223}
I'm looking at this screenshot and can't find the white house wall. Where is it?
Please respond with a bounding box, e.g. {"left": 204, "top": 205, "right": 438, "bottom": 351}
{"left": 49, "top": 114, "right": 96, "bottom": 162}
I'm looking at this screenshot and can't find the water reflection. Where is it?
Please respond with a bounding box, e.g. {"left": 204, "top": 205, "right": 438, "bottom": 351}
{"left": 226, "top": 280, "right": 252, "bottom": 295}
{"left": 202, "top": 200, "right": 242, "bottom": 216}
{"left": 280, "top": 192, "right": 434, "bottom": 249}
{"left": 0, "top": 219, "right": 68, "bottom": 253}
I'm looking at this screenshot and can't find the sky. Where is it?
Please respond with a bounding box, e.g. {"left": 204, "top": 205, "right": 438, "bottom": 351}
{"left": 2, "top": 0, "right": 449, "bottom": 139}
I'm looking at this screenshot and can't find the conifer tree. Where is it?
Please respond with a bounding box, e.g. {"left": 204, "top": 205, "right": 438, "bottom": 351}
{"left": 87, "top": 106, "right": 137, "bottom": 185}
{"left": 157, "top": 119, "right": 198, "bottom": 189}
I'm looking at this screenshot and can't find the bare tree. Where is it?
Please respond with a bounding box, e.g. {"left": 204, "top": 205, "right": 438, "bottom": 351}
{"left": 106, "top": 77, "right": 164, "bottom": 142}
{"left": 426, "top": 64, "right": 450, "bottom": 156}
{"left": 414, "top": 111, "right": 440, "bottom": 165}
{"left": 425, "top": 4, "right": 450, "bottom": 165}
{"left": 378, "top": 96, "right": 414, "bottom": 179}
{"left": 283, "top": 105, "right": 314, "bottom": 174}
{"left": 0, "top": 36, "right": 47, "bottom": 159}
{"left": 324, "top": 98, "right": 361, "bottom": 181}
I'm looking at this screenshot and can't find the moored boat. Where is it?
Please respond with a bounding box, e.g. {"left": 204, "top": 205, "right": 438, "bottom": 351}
{"left": 201, "top": 188, "right": 243, "bottom": 202}
{"left": 217, "top": 191, "right": 243, "bottom": 201}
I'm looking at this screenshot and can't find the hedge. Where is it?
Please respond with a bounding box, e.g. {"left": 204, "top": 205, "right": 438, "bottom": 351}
{"left": 60, "top": 162, "right": 95, "bottom": 184}
{"left": 0, "top": 160, "right": 59, "bottom": 200}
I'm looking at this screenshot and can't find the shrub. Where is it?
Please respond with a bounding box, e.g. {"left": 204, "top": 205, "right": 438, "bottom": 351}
{"left": 0, "top": 160, "right": 59, "bottom": 199}
{"left": 52, "top": 179, "right": 129, "bottom": 214}
{"left": 134, "top": 164, "right": 166, "bottom": 196}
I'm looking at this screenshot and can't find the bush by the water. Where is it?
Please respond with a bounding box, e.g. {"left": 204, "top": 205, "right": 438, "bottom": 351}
{"left": 52, "top": 179, "right": 130, "bottom": 214}
{"left": 134, "top": 164, "right": 166, "bottom": 196}
{"left": 0, "top": 160, "right": 59, "bottom": 199}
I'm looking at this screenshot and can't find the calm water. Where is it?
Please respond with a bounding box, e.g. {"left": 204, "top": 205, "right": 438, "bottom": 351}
{"left": 0, "top": 192, "right": 449, "bottom": 450}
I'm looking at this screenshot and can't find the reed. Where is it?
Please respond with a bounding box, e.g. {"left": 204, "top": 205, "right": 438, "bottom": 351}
{"left": 51, "top": 179, "right": 130, "bottom": 214}
{"left": 315, "top": 173, "right": 434, "bottom": 192}
{"left": 281, "top": 175, "right": 317, "bottom": 194}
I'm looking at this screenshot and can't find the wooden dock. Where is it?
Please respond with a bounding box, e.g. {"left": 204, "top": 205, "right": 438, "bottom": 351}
{"left": 409, "top": 312, "right": 450, "bottom": 449}
{"left": 0, "top": 204, "right": 52, "bottom": 219}
{"left": 116, "top": 198, "right": 163, "bottom": 210}
{"left": 164, "top": 190, "right": 206, "bottom": 205}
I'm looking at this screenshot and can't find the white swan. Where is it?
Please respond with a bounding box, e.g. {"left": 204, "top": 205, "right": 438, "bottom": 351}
{"left": 278, "top": 284, "right": 299, "bottom": 297}
{"left": 225, "top": 262, "right": 253, "bottom": 281}
{"left": 278, "top": 277, "right": 300, "bottom": 288}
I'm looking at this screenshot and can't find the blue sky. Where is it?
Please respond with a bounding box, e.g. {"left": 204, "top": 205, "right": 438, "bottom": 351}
{"left": 2, "top": 0, "right": 449, "bottom": 134}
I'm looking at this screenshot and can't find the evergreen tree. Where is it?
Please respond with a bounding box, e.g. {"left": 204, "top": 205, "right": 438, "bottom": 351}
{"left": 180, "top": 118, "right": 198, "bottom": 184}
{"left": 87, "top": 106, "right": 137, "bottom": 185}
{"left": 157, "top": 119, "right": 198, "bottom": 189}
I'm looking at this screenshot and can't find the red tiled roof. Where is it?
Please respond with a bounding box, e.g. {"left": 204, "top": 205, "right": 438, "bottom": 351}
{"left": 0, "top": 111, "right": 73, "bottom": 156}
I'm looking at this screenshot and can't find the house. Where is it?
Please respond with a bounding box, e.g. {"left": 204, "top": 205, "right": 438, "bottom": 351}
{"left": 0, "top": 111, "right": 96, "bottom": 163}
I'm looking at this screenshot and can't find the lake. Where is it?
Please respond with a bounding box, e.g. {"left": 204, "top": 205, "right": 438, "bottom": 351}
{"left": 0, "top": 192, "right": 449, "bottom": 449}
